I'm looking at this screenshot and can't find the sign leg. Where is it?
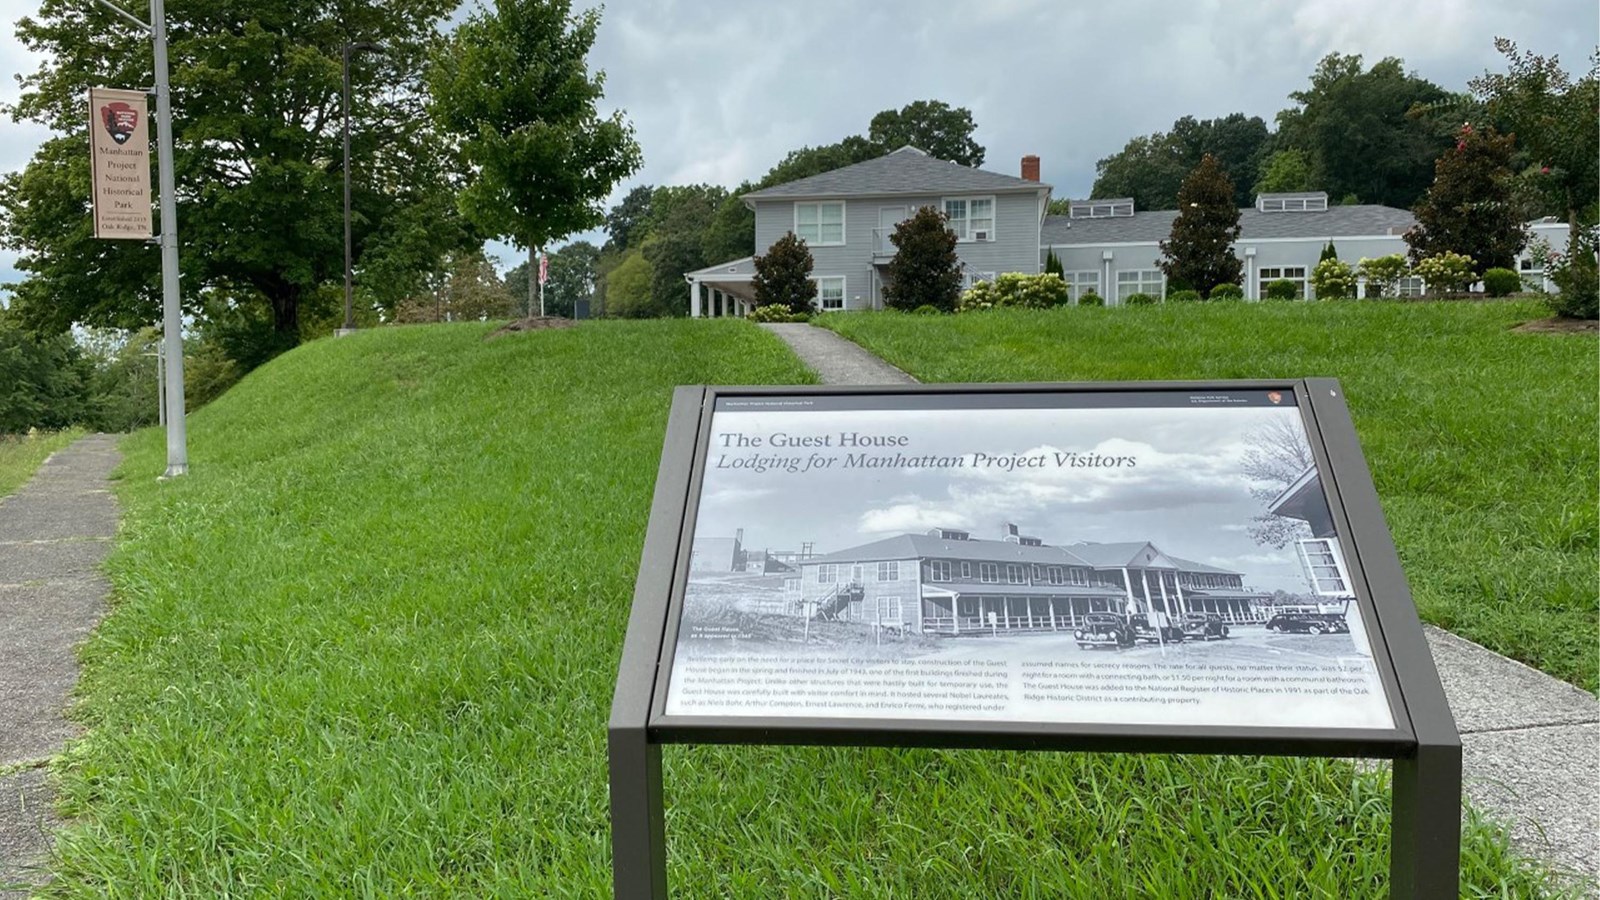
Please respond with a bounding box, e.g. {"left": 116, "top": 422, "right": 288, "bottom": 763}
{"left": 1389, "top": 742, "right": 1461, "bottom": 898}
{"left": 609, "top": 728, "right": 668, "bottom": 899}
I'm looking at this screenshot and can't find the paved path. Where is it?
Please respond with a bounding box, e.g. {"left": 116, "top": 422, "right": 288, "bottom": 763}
{"left": 767, "top": 322, "right": 1598, "bottom": 891}
{"left": 760, "top": 323, "right": 918, "bottom": 385}
{"left": 0, "top": 434, "right": 119, "bottom": 897}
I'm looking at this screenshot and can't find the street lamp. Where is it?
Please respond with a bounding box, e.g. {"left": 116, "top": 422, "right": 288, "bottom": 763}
{"left": 341, "top": 40, "right": 384, "bottom": 335}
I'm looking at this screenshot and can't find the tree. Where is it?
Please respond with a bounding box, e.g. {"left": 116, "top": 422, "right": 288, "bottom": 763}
{"left": 760, "top": 136, "right": 881, "bottom": 188}
{"left": 603, "top": 185, "right": 654, "bottom": 253}
{"left": 752, "top": 233, "right": 816, "bottom": 314}
{"left": 867, "top": 100, "right": 984, "bottom": 166}
{"left": 602, "top": 249, "right": 654, "bottom": 318}
{"left": 1044, "top": 249, "right": 1064, "bottom": 279}
{"left": 1470, "top": 38, "right": 1600, "bottom": 252}
{"left": 883, "top": 206, "right": 962, "bottom": 312}
{"left": 640, "top": 184, "right": 726, "bottom": 316}
{"left": 1404, "top": 124, "right": 1525, "bottom": 271}
{"left": 1254, "top": 149, "right": 1315, "bottom": 196}
{"left": 700, "top": 187, "right": 758, "bottom": 265}
{"left": 393, "top": 253, "right": 516, "bottom": 323}
{"left": 1092, "top": 114, "right": 1270, "bottom": 209}
{"left": 1243, "top": 417, "right": 1317, "bottom": 549}
{"left": 0, "top": 310, "right": 90, "bottom": 433}
{"left": 1319, "top": 241, "right": 1339, "bottom": 262}
{"left": 1274, "top": 53, "right": 1455, "bottom": 209}
{"left": 429, "top": 0, "right": 641, "bottom": 316}
{"left": 1159, "top": 155, "right": 1243, "bottom": 294}
{"left": 2, "top": 0, "right": 469, "bottom": 348}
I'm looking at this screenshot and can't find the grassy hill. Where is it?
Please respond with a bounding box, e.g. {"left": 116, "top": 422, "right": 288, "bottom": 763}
{"left": 825, "top": 300, "right": 1599, "bottom": 693}
{"left": 45, "top": 319, "right": 1568, "bottom": 897}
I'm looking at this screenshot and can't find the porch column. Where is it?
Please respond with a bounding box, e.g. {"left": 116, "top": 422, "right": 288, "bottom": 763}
{"left": 717, "top": 290, "right": 726, "bottom": 317}
{"left": 1174, "top": 578, "right": 1188, "bottom": 616}
{"left": 1120, "top": 567, "right": 1136, "bottom": 612}
{"left": 688, "top": 278, "right": 702, "bottom": 318}
{"left": 1157, "top": 572, "right": 1172, "bottom": 616}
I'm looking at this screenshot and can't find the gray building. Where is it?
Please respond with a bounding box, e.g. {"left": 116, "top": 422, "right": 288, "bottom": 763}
{"left": 686, "top": 147, "right": 1575, "bottom": 313}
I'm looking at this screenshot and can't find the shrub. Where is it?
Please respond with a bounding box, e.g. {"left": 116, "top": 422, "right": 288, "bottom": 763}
{"left": 1547, "top": 228, "right": 1598, "bottom": 320}
{"left": 1167, "top": 289, "right": 1203, "bottom": 303}
{"left": 1044, "top": 249, "right": 1064, "bottom": 279}
{"left": 1123, "top": 293, "right": 1158, "bottom": 306}
{"left": 1414, "top": 251, "right": 1477, "bottom": 295}
{"left": 956, "top": 272, "right": 1070, "bottom": 312}
{"left": 748, "top": 304, "right": 809, "bottom": 323}
{"left": 1209, "top": 283, "right": 1244, "bottom": 301}
{"left": 1077, "top": 290, "right": 1105, "bottom": 307}
{"left": 1481, "top": 268, "right": 1522, "bottom": 297}
{"left": 1265, "top": 279, "right": 1300, "bottom": 300}
{"left": 1309, "top": 259, "right": 1357, "bottom": 299}
{"left": 884, "top": 206, "right": 962, "bottom": 312}
{"left": 1357, "top": 255, "right": 1408, "bottom": 298}
{"left": 752, "top": 233, "right": 817, "bottom": 314}
{"left": 912, "top": 304, "right": 944, "bottom": 316}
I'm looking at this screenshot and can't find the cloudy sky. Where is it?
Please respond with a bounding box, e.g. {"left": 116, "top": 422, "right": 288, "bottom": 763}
{"left": 692, "top": 401, "right": 1327, "bottom": 594}
{"left": 2, "top": 0, "right": 1594, "bottom": 290}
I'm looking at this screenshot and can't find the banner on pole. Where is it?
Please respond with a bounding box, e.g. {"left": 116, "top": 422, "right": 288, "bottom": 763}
{"left": 538, "top": 253, "right": 550, "bottom": 286}
{"left": 89, "top": 87, "right": 154, "bottom": 240}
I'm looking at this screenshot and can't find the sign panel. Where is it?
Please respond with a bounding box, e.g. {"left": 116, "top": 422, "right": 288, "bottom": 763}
{"left": 89, "top": 87, "right": 154, "bottom": 240}
{"left": 660, "top": 388, "right": 1397, "bottom": 731}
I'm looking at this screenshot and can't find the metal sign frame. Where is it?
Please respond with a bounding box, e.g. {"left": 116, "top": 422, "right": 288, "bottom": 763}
{"left": 609, "top": 379, "right": 1460, "bottom": 898}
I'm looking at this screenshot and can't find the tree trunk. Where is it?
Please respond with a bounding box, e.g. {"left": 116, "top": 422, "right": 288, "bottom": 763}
{"left": 270, "top": 289, "right": 299, "bottom": 337}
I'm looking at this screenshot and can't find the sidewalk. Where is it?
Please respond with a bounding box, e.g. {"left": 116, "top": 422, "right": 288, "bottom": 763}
{"left": 765, "top": 322, "right": 1598, "bottom": 890}
{"left": 0, "top": 434, "right": 120, "bottom": 897}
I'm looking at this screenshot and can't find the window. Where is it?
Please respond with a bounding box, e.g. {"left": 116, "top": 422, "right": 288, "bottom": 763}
{"left": 959, "top": 562, "right": 972, "bottom": 579}
{"left": 1258, "top": 266, "right": 1308, "bottom": 299}
{"left": 1063, "top": 271, "right": 1099, "bottom": 302}
{"left": 1258, "top": 195, "right": 1328, "bottom": 212}
{"left": 1006, "top": 564, "right": 1026, "bottom": 584}
{"left": 1395, "top": 275, "right": 1425, "bottom": 297}
{"left": 814, "top": 276, "right": 845, "bottom": 310}
{"left": 1116, "top": 269, "right": 1164, "bottom": 302}
{"left": 963, "top": 270, "right": 996, "bottom": 289}
{"left": 1069, "top": 568, "right": 1088, "bottom": 586}
{"left": 877, "top": 561, "right": 900, "bottom": 582}
{"left": 1047, "top": 566, "right": 1064, "bottom": 585}
{"left": 817, "top": 564, "right": 839, "bottom": 584}
{"left": 929, "top": 560, "right": 952, "bottom": 582}
{"left": 979, "top": 563, "right": 999, "bottom": 583}
{"left": 944, "top": 196, "right": 995, "bottom": 241}
{"left": 1297, "top": 538, "right": 1352, "bottom": 597}
{"left": 1031, "top": 564, "right": 1045, "bottom": 581}
{"left": 795, "top": 202, "right": 844, "bottom": 245}
{"left": 1069, "top": 201, "right": 1133, "bottom": 219}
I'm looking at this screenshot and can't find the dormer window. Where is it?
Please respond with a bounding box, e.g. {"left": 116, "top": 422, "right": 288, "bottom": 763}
{"left": 1068, "top": 199, "right": 1134, "bottom": 218}
{"left": 1256, "top": 192, "right": 1328, "bottom": 212}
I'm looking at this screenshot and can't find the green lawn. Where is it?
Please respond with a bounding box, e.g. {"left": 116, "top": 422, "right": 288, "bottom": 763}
{"left": 0, "top": 429, "right": 83, "bottom": 499}
{"left": 823, "top": 300, "right": 1598, "bottom": 694}
{"left": 42, "top": 319, "right": 1574, "bottom": 897}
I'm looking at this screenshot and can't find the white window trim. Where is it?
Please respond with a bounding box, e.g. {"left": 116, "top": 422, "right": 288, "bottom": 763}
{"left": 1258, "top": 266, "right": 1309, "bottom": 299}
{"left": 793, "top": 201, "right": 846, "bottom": 247}
{"left": 1116, "top": 269, "right": 1165, "bottom": 301}
{"left": 812, "top": 275, "right": 846, "bottom": 311}
{"left": 942, "top": 195, "right": 996, "bottom": 242}
{"left": 1063, "top": 270, "right": 1100, "bottom": 301}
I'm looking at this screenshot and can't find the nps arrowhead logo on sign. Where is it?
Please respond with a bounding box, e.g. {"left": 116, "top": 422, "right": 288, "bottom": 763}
{"left": 100, "top": 101, "right": 139, "bottom": 145}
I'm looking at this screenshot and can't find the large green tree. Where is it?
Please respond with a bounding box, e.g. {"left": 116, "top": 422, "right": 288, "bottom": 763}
{"left": 602, "top": 184, "right": 653, "bottom": 253}
{"left": 867, "top": 100, "right": 984, "bottom": 166}
{"left": 1275, "top": 53, "right": 1455, "bottom": 208}
{"left": 883, "top": 206, "right": 962, "bottom": 312}
{"left": 1404, "top": 124, "right": 1525, "bottom": 270}
{"left": 1470, "top": 38, "right": 1600, "bottom": 245}
{"left": 1, "top": 0, "right": 470, "bottom": 348}
{"left": 0, "top": 308, "right": 90, "bottom": 433}
{"left": 1159, "top": 155, "right": 1243, "bottom": 295}
{"left": 1091, "top": 114, "right": 1270, "bottom": 209}
{"left": 1253, "top": 149, "right": 1316, "bottom": 196}
{"left": 428, "top": 0, "right": 641, "bottom": 315}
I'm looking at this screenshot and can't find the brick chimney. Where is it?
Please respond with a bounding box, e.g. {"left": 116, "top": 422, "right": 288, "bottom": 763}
{"left": 1021, "top": 155, "right": 1040, "bottom": 182}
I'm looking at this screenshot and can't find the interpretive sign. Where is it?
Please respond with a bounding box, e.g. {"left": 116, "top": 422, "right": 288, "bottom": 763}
{"left": 88, "top": 87, "right": 154, "bottom": 240}
{"left": 610, "top": 380, "right": 1460, "bottom": 899}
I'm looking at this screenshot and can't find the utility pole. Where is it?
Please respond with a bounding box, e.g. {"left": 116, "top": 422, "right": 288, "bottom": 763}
{"left": 93, "top": 0, "right": 187, "bottom": 476}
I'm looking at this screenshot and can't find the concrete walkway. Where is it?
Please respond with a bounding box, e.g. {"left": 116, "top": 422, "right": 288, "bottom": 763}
{"left": 761, "top": 323, "right": 918, "bottom": 385}
{"left": 767, "top": 322, "right": 1598, "bottom": 891}
{"left": 0, "top": 434, "right": 119, "bottom": 897}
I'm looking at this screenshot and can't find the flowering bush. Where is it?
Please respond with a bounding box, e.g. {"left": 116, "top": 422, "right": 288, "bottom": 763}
{"left": 748, "top": 304, "right": 810, "bottom": 323}
{"left": 1547, "top": 227, "right": 1598, "bottom": 319}
{"left": 1264, "top": 279, "right": 1299, "bottom": 300}
{"left": 957, "top": 272, "right": 1070, "bottom": 312}
{"left": 1309, "top": 259, "right": 1357, "bottom": 299}
{"left": 1357, "top": 255, "right": 1408, "bottom": 297}
{"left": 1414, "top": 251, "right": 1477, "bottom": 295}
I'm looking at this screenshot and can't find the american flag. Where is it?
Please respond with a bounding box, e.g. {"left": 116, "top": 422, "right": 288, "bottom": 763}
{"left": 538, "top": 253, "right": 549, "bottom": 286}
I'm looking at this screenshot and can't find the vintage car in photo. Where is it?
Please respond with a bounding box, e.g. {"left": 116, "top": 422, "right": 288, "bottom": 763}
{"left": 1265, "top": 612, "right": 1349, "bottom": 635}
{"left": 1130, "top": 613, "right": 1186, "bottom": 645}
{"left": 1179, "top": 612, "right": 1230, "bottom": 641}
{"left": 1074, "top": 613, "right": 1136, "bottom": 649}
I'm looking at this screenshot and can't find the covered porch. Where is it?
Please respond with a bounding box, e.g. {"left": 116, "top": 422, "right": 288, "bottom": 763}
{"left": 685, "top": 257, "right": 757, "bottom": 318}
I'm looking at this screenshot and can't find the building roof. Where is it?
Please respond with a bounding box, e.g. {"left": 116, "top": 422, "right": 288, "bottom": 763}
{"left": 808, "top": 534, "right": 1092, "bottom": 567}
{"left": 1166, "top": 555, "right": 1238, "bottom": 576}
{"left": 744, "top": 146, "right": 1050, "bottom": 201}
{"left": 1041, "top": 205, "right": 1416, "bottom": 246}
{"left": 685, "top": 256, "right": 755, "bottom": 279}
{"left": 1067, "top": 542, "right": 1244, "bottom": 577}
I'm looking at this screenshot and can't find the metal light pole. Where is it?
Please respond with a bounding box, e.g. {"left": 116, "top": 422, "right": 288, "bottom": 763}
{"left": 340, "top": 41, "right": 384, "bottom": 335}
{"left": 92, "top": 0, "right": 187, "bottom": 476}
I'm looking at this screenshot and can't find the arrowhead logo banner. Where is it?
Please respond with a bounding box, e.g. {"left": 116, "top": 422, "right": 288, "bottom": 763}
{"left": 100, "top": 101, "right": 139, "bottom": 145}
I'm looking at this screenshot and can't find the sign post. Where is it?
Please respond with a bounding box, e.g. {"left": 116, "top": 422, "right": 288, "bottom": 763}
{"left": 609, "top": 380, "right": 1460, "bottom": 898}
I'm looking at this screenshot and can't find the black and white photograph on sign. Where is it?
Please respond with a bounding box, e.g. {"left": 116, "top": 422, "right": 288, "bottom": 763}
{"left": 663, "top": 393, "right": 1396, "bottom": 731}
